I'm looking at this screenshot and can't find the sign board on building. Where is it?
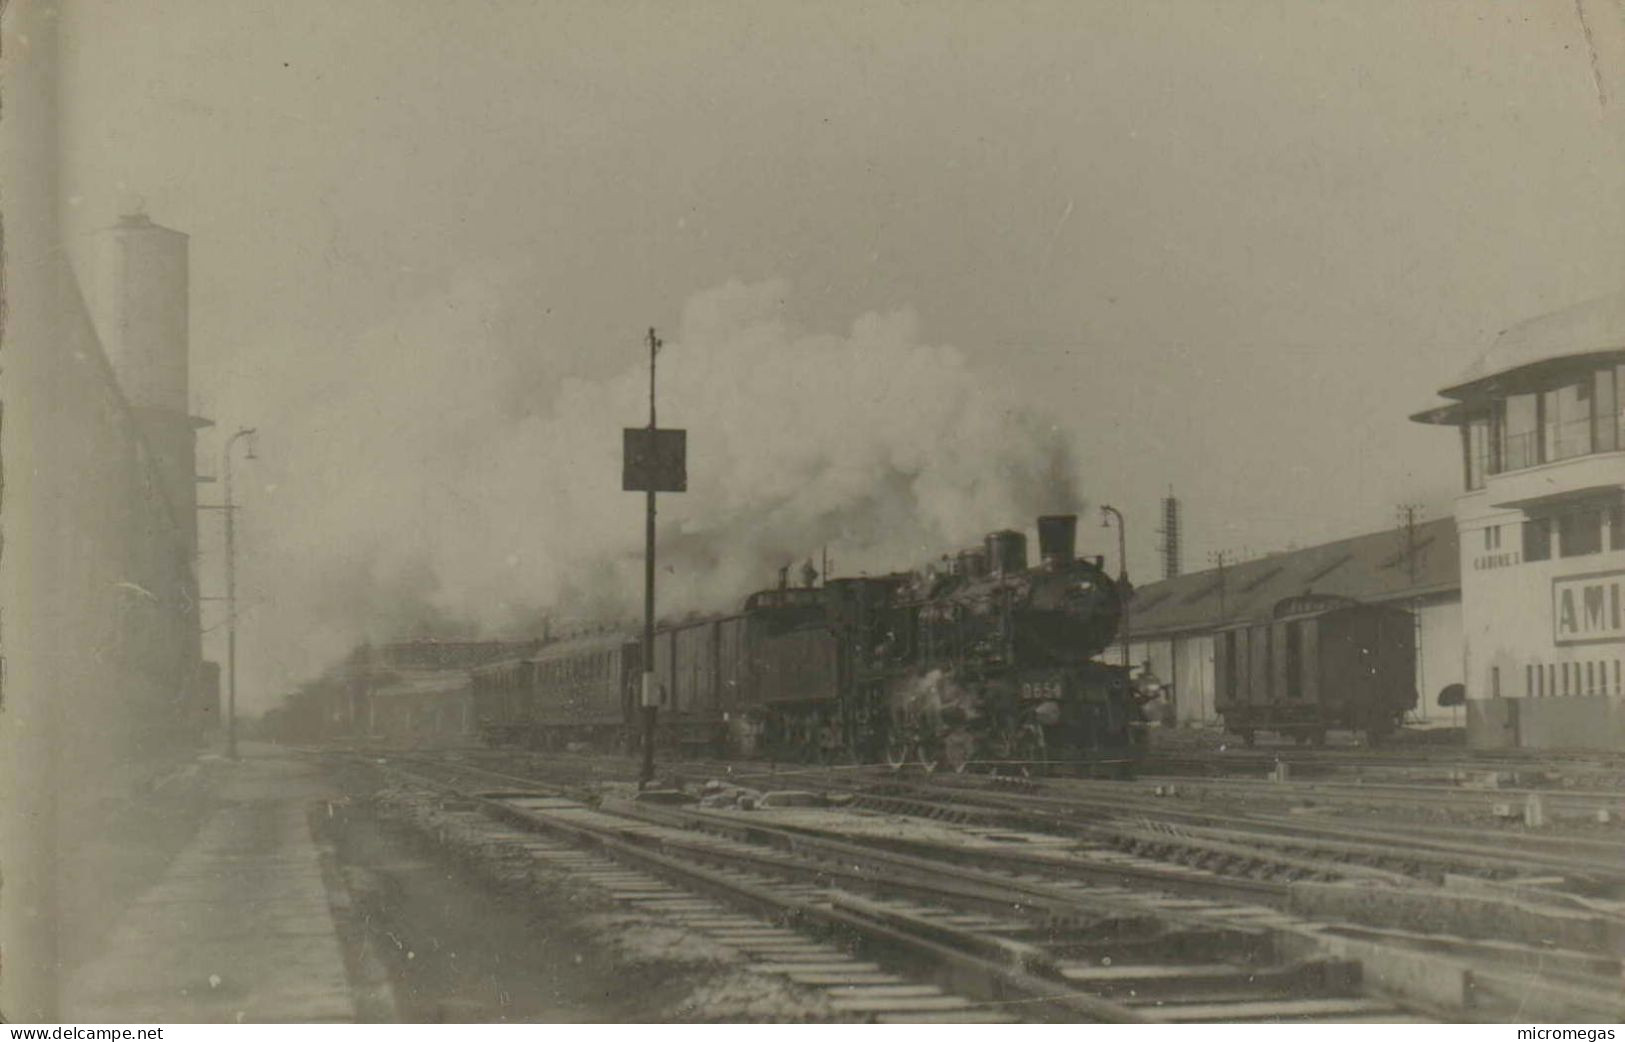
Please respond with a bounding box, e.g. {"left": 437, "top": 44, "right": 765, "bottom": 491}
{"left": 1473, "top": 552, "right": 1520, "bottom": 571}
{"left": 1271, "top": 593, "right": 1359, "bottom": 618}
{"left": 1553, "top": 569, "right": 1625, "bottom": 646}
{"left": 622, "top": 428, "right": 687, "bottom": 492}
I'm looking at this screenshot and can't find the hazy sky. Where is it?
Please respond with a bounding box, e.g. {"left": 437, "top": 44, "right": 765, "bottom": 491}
{"left": 51, "top": 0, "right": 1625, "bottom": 708}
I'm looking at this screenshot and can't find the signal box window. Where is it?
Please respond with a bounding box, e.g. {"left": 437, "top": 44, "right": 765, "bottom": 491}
{"left": 1501, "top": 393, "right": 1540, "bottom": 470}
{"left": 1597, "top": 366, "right": 1620, "bottom": 453}
{"left": 1465, "top": 417, "right": 1489, "bottom": 490}
{"left": 1543, "top": 382, "right": 1593, "bottom": 462}
{"left": 1523, "top": 518, "right": 1552, "bottom": 562}
{"left": 1616, "top": 364, "right": 1625, "bottom": 449}
{"left": 1558, "top": 510, "right": 1603, "bottom": 558}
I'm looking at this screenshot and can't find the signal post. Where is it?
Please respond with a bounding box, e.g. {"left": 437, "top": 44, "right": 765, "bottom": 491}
{"left": 623, "top": 328, "right": 685, "bottom": 788}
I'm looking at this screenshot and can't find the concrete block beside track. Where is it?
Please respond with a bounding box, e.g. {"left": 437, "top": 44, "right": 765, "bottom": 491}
{"left": 1285, "top": 880, "right": 1622, "bottom": 954}
{"left": 1277, "top": 928, "right": 1470, "bottom": 1015}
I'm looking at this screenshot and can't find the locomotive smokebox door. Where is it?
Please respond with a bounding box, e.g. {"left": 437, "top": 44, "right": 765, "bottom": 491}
{"left": 623, "top": 428, "right": 687, "bottom": 492}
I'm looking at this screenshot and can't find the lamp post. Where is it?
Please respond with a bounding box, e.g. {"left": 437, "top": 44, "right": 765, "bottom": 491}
{"left": 1100, "top": 505, "right": 1130, "bottom": 674}
{"left": 223, "top": 426, "right": 257, "bottom": 761}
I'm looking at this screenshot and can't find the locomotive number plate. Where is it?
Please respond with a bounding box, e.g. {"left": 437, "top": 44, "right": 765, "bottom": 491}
{"left": 1022, "top": 679, "right": 1063, "bottom": 701}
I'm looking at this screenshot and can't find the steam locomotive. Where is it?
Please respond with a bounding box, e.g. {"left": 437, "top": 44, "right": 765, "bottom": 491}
{"left": 470, "top": 514, "right": 1143, "bottom": 771}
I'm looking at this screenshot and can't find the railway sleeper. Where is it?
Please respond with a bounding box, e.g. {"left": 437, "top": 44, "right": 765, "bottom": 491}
{"left": 1040, "top": 926, "right": 1275, "bottom": 966}
{"left": 1057, "top": 958, "right": 1362, "bottom": 1002}
{"left": 1114, "top": 834, "right": 1403, "bottom": 886}
{"left": 853, "top": 794, "right": 1005, "bottom": 827}
{"left": 995, "top": 915, "right": 1184, "bottom": 948}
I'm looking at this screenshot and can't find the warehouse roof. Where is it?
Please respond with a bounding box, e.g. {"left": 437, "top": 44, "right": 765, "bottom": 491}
{"left": 1126, "top": 517, "right": 1458, "bottom": 639}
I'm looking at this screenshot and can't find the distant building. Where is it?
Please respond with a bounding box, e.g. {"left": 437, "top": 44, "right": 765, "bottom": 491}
{"left": 1116, "top": 519, "right": 1463, "bottom": 729}
{"left": 1412, "top": 293, "right": 1625, "bottom": 751}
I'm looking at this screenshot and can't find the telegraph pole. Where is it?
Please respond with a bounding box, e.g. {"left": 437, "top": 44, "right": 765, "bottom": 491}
{"left": 1397, "top": 503, "right": 1421, "bottom": 583}
{"left": 641, "top": 328, "right": 660, "bottom": 788}
{"left": 222, "top": 427, "right": 257, "bottom": 761}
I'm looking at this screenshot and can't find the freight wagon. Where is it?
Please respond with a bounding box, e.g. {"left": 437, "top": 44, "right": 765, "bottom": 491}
{"left": 1214, "top": 594, "right": 1417, "bottom": 745}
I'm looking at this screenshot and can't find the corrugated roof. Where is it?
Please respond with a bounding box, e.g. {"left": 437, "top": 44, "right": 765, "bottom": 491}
{"left": 1126, "top": 517, "right": 1458, "bottom": 639}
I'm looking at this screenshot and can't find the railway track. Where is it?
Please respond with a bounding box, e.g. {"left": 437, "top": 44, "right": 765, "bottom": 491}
{"left": 379, "top": 747, "right": 1625, "bottom": 903}
{"left": 1127, "top": 771, "right": 1625, "bottom": 818}
{"left": 880, "top": 774, "right": 1625, "bottom": 890}
{"left": 1147, "top": 745, "right": 1625, "bottom": 788}
{"left": 351, "top": 752, "right": 1441, "bottom": 1023}
{"left": 374, "top": 747, "right": 1625, "bottom": 896}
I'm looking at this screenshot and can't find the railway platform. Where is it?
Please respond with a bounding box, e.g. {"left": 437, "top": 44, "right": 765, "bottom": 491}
{"left": 63, "top": 745, "right": 356, "bottom": 1023}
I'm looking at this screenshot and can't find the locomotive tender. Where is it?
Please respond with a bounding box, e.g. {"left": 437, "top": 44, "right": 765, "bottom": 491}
{"left": 471, "top": 514, "right": 1144, "bottom": 770}
{"left": 1213, "top": 594, "right": 1418, "bottom": 746}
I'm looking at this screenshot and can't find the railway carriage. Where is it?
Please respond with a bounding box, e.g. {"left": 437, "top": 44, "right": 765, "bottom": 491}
{"left": 1213, "top": 594, "right": 1417, "bottom": 745}
{"left": 474, "top": 635, "right": 639, "bottom": 750}
{"left": 470, "top": 657, "right": 536, "bottom": 746}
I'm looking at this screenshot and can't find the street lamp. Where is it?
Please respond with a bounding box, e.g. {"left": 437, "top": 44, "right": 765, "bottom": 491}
{"left": 223, "top": 427, "right": 257, "bottom": 761}
{"left": 1100, "top": 505, "right": 1130, "bottom": 674}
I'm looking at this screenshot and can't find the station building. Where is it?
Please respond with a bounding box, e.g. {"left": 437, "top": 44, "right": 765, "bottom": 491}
{"left": 1411, "top": 293, "right": 1625, "bottom": 751}
{"left": 1118, "top": 519, "right": 1463, "bottom": 730}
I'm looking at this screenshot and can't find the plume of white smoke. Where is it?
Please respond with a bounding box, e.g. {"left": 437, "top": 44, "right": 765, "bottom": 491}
{"left": 231, "top": 277, "right": 1084, "bottom": 695}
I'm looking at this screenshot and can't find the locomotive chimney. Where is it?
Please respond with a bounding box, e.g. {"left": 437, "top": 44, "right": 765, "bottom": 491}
{"left": 985, "top": 529, "right": 1028, "bottom": 576}
{"left": 1038, "top": 514, "right": 1078, "bottom": 569}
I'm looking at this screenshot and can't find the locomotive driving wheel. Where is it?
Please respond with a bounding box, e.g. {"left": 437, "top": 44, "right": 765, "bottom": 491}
{"left": 884, "top": 726, "right": 914, "bottom": 769}
{"left": 1008, "top": 723, "right": 1047, "bottom": 776}
{"left": 933, "top": 729, "right": 977, "bottom": 774}
{"left": 816, "top": 711, "right": 842, "bottom": 764}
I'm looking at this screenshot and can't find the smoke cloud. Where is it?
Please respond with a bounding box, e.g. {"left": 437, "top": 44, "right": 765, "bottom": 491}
{"left": 229, "top": 277, "right": 1084, "bottom": 701}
